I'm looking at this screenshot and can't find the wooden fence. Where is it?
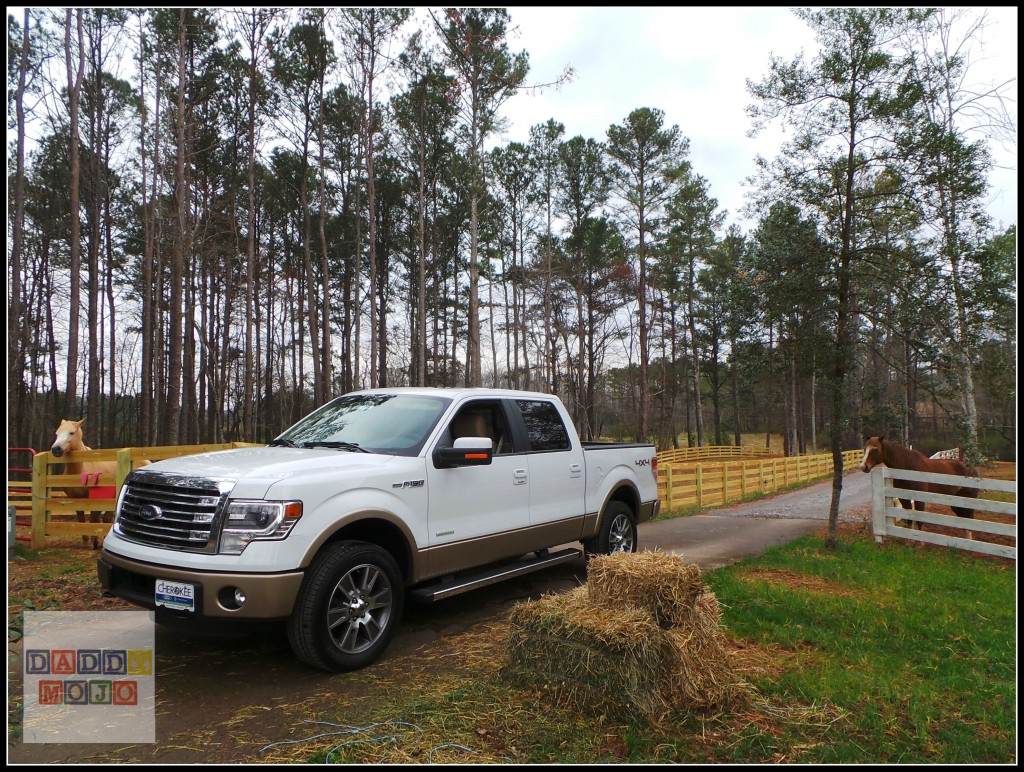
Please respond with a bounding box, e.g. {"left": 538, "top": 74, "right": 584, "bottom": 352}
{"left": 8, "top": 447, "right": 35, "bottom": 521}
{"left": 656, "top": 445, "right": 774, "bottom": 464}
{"left": 17, "top": 442, "right": 261, "bottom": 549}
{"left": 656, "top": 448, "right": 864, "bottom": 514}
{"left": 870, "top": 467, "right": 1017, "bottom": 560}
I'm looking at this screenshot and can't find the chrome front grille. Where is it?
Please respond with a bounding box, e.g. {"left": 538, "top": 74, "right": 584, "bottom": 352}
{"left": 115, "top": 471, "right": 235, "bottom": 552}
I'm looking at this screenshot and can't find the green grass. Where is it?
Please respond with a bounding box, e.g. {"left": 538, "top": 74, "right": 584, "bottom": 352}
{"left": 703, "top": 537, "right": 1015, "bottom": 763}
{"left": 276, "top": 533, "right": 1016, "bottom": 765}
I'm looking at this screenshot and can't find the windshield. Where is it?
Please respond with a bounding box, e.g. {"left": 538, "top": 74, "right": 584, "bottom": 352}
{"left": 273, "top": 393, "right": 450, "bottom": 457}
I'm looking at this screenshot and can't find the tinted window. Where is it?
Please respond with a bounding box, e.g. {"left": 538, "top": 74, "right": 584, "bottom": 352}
{"left": 516, "top": 400, "right": 570, "bottom": 451}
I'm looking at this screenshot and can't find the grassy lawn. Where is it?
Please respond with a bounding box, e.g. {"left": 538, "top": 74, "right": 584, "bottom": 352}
{"left": 702, "top": 532, "right": 1015, "bottom": 763}
{"left": 252, "top": 523, "right": 1015, "bottom": 764}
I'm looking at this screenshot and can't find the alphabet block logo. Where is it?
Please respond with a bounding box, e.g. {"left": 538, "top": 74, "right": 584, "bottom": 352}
{"left": 22, "top": 611, "right": 155, "bottom": 744}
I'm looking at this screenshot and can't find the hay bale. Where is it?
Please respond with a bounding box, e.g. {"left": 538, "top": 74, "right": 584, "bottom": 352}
{"left": 663, "top": 592, "right": 752, "bottom": 710}
{"left": 500, "top": 587, "right": 672, "bottom": 721}
{"left": 500, "top": 553, "right": 753, "bottom": 722}
{"left": 586, "top": 550, "right": 704, "bottom": 627}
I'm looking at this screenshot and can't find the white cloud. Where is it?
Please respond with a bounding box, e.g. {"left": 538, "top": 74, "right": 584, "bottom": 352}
{"left": 499, "top": 6, "right": 1017, "bottom": 233}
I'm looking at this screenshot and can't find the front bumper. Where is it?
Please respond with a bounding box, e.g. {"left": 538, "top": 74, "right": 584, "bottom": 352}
{"left": 98, "top": 548, "right": 305, "bottom": 628}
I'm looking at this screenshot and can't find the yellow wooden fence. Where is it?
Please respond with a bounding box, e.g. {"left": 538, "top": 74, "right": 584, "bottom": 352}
{"left": 21, "top": 442, "right": 262, "bottom": 549}
{"left": 656, "top": 448, "right": 864, "bottom": 514}
{"left": 656, "top": 445, "right": 774, "bottom": 464}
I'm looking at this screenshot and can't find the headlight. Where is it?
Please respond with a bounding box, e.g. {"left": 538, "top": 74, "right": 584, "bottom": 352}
{"left": 219, "top": 500, "right": 302, "bottom": 555}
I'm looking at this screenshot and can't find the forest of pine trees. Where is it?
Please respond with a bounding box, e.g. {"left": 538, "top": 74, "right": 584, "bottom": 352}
{"left": 7, "top": 8, "right": 1016, "bottom": 464}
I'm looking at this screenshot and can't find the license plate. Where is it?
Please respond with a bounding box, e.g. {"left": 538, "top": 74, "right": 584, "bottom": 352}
{"left": 155, "top": 579, "right": 196, "bottom": 612}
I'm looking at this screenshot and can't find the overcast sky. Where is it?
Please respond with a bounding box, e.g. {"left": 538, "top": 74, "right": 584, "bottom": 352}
{"left": 491, "top": 6, "right": 1018, "bottom": 234}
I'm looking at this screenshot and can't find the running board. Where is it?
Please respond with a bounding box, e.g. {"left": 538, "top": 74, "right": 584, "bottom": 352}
{"left": 410, "top": 548, "right": 582, "bottom": 603}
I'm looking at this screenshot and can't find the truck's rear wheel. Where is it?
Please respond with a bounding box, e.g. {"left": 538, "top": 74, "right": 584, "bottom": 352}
{"left": 584, "top": 501, "right": 637, "bottom": 556}
{"left": 287, "top": 541, "right": 403, "bottom": 672}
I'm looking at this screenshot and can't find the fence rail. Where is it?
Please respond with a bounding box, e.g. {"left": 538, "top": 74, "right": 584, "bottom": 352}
{"left": 17, "top": 442, "right": 262, "bottom": 549}
{"left": 656, "top": 448, "right": 863, "bottom": 514}
{"left": 656, "top": 445, "right": 775, "bottom": 464}
{"left": 870, "top": 467, "right": 1016, "bottom": 560}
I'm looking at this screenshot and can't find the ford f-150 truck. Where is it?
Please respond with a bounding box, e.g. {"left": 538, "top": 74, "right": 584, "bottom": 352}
{"left": 98, "top": 388, "right": 661, "bottom": 672}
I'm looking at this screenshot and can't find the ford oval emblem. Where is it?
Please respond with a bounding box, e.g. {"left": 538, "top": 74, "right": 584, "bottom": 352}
{"left": 138, "top": 504, "right": 162, "bottom": 521}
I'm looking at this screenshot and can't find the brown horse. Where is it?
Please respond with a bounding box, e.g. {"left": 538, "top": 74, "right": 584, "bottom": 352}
{"left": 860, "top": 435, "right": 979, "bottom": 539}
{"left": 50, "top": 418, "right": 119, "bottom": 548}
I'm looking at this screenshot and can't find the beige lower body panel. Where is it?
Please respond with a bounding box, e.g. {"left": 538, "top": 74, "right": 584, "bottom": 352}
{"left": 416, "top": 517, "right": 584, "bottom": 582}
{"left": 639, "top": 498, "right": 660, "bottom": 523}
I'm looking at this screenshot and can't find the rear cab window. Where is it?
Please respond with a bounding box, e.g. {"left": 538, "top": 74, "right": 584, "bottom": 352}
{"left": 514, "top": 400, "right": 571, "bottom": 452}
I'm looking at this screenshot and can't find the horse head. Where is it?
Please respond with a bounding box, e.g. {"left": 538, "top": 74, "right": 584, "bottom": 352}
{"left": 859, "top": 435, "right": 886, "bottom": 473}
{"left": 51, "top": 418, "right": 87, "bottom": 458}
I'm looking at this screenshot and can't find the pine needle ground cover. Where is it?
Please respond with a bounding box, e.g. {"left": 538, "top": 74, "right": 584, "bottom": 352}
{"left": 257, "top": 529, "right": 1014, "bottom": 764}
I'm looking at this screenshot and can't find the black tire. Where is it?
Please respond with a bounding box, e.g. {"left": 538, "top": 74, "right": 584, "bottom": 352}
{"left": 583, "top": 501, "right": 638, "bottom": 557}
{"left": 287, "top": 541, "right": 403, "bottom": 673}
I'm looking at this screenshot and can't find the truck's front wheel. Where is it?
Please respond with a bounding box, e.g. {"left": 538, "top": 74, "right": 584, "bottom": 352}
{"left": 288, "top": 541, "right": 403, "bottom": 672}
{"left": 584, "top": 501, "right": 637, "bottom": 556}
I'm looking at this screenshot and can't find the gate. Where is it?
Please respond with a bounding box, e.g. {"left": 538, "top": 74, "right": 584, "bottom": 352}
{"left": 870, "top": 466, "right": 1016, "bottom": 560}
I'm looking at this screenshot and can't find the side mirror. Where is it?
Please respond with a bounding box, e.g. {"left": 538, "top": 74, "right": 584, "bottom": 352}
{"left": 434, "top": 436, "right": 493, "bottom": 468}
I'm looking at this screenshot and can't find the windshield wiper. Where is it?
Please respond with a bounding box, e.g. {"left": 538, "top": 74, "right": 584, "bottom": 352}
{"left": 300, "top": 441, "right": 371, "bottom": 453}
{"left": 267, "top": 438, "right": 298, "bottom": 447}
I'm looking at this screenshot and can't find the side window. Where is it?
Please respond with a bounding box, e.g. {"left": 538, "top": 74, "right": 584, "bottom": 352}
{"left": 446, "top": 401, "right": 513, "bottom": 455}
{"left": 515, "top": 400, "right": 570, "bottom": 452}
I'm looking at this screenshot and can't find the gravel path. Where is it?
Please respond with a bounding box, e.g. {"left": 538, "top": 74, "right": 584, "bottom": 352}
{"left": 639, "top": 469, "right": 875, "bottom": 570}
{"left": 716, "top": 469, "right": 873, "bottom": 522}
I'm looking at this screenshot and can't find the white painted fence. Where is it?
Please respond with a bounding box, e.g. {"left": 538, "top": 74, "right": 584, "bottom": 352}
{"left": 871, "top": 467, "right": 1017, "bottom": 560}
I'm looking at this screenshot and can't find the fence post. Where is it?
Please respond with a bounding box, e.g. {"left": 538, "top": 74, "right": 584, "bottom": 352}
{"left": 696, "top": 464, "right": 703, "bottom": 509}
{"left": 115, "top": 448, "right": 132, "bottom": 490}
{"left": 666, "top": 464, "right": 674, "bottom": 512}
{"left": 871, "top": 467, "right": 886, "bottom": 543}
{"left": 31, "top": 452, "right": 48, "bottom": 550}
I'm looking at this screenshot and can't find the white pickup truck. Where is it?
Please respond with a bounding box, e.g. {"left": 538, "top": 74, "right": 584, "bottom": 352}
{"left": 98, "top": 388, "right": 660, "bottom": 671}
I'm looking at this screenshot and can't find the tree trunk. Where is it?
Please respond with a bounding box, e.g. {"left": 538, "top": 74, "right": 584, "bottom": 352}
{"left": 10, "top": 9, "right": 30, "bottom": 437}
{"left": 64, "top": 9, "right": 85, "bottom": 419}
{"left": 166, "top": 9, "right": 189, "bottom": 444}
{"left": 467, "top": 141, "right": 482, "bottom": 387}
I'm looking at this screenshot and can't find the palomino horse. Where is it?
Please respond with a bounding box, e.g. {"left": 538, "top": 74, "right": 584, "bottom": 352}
{"left": 860, "top": 435, "right": 979, "bottom": 539}
{"left": 50, "top": 419, "right": 119, "bottom": 548}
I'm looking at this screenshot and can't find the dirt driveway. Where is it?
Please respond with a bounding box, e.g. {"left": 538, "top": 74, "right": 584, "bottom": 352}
{"left": 8, "top": 472, "right": 873, "bottom": 764}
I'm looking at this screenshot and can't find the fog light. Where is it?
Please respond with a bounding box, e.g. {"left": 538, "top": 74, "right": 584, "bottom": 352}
{"left": 218, "top": 586, "right": 247, "bottom": 610}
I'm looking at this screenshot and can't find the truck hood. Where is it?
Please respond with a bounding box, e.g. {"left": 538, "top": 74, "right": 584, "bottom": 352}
{"left": 139, "top": 447, "right": 398, "bottom": 499}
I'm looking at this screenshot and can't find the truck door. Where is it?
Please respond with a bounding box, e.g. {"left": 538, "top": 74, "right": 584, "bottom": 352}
{"left": 512, "top": 399, "right": 586, "bottom": 528}
{"left": 426, "top": 399, "right": 529, "bottom": 546}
